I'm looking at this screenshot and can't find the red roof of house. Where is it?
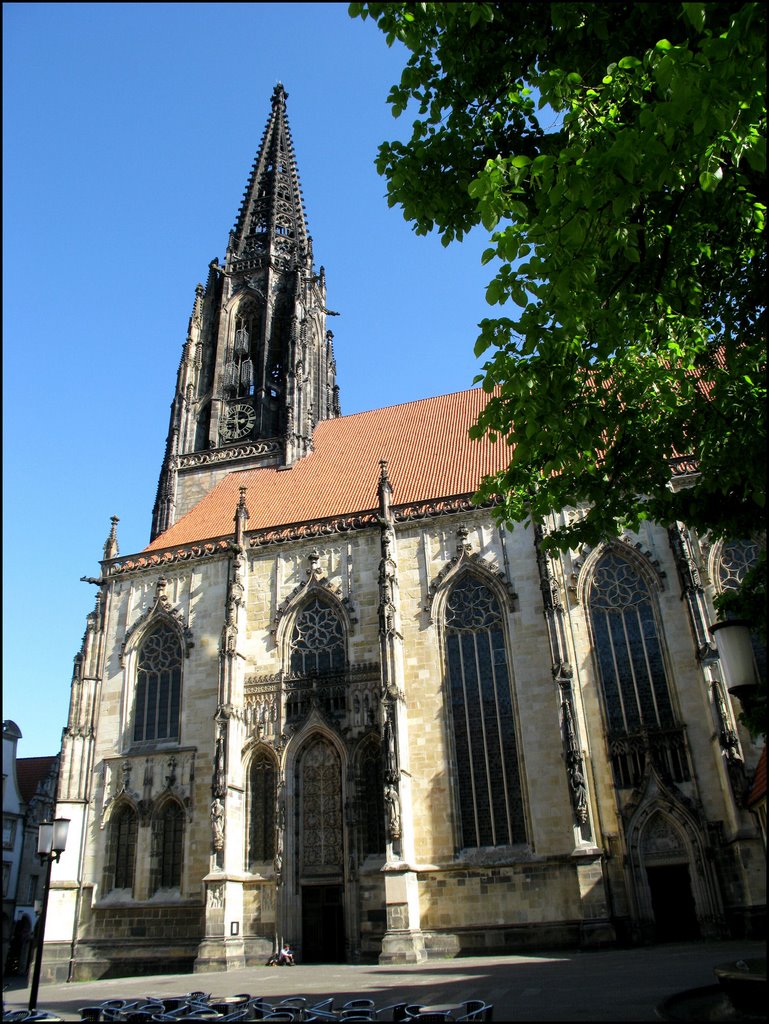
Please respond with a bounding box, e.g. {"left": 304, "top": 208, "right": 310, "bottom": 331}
{"left": 16, "top": 756, "right": 57, "bottom": 805}
{"left": 147, "top": 388, "right": 509, "bottom": 550}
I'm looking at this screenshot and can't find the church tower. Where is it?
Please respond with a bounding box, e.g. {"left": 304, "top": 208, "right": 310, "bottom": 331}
{"left": 151, "top": 83, "right": 340, "bottom": 540}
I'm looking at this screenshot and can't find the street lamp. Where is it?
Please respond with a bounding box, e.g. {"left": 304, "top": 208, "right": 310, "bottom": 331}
{"left": 711, "top": 619, "right": 759, "bottom": 709}
{"left": 28, "top": 817, "right": 69, "bottom": 1011}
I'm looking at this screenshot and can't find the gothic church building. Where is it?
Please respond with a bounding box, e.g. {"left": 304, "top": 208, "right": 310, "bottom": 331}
{"left": 45, "top": 85, "right": 765, "bottom": 981}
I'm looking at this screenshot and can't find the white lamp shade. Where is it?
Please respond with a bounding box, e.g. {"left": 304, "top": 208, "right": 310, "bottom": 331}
{"left": 37, "top": 822, "right": 54, "bottom": 856}
{"left": 711, "top": 620, "right": 756, "bottom": 691}
{"left": 52, "top": 817, "right": 70, "bottom": 854}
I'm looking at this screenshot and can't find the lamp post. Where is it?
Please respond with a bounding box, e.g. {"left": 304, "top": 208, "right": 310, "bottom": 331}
{"left": 28, "top": 817, "right": 69, "bottom": 1011}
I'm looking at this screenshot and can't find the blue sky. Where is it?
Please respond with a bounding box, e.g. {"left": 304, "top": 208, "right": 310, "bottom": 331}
{"left": 3, "top": 3, "right": 495, "bottom": 757}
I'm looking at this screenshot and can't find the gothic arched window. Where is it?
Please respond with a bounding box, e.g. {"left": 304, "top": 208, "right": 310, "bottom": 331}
{"left": 152, "top": 801, "right": 184, "bottom": 891}
{"left": 109, "top": 804, "right": 137, "bottom": 891}
{"left": 299, "top": 737, "right": 343, "bottom": 869}
{"left": 133, "top": 622, "right": 182, "bottom": 743}
{"left": 588, "top": 549, "right": 689, "bottom": 786}
{"left": 716, "top": 539, "right": 765, "bottom": 682}
{"left": 223, "top": 304, "right": 261, "bottom": 400}
{"left": 289, "top": 597, "right": 346, "bottom": 676}
{"left": 444, "top": 574, "right": 525, "bottom": 849}
{"left": 717, "top": 539, "right": 760, "bottom": 594}
{"left": 248, "top": 751, "right": 276, "bottom": 866}
{"left": 358, "top": 738, "right": 385, "bottom": 858}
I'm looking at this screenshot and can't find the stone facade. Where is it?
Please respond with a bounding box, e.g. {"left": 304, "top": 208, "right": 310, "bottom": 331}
{"left": 41, "top": 87, "right": 765, "bottom": 983}
{"left": 46, "top": 508, "right": 766, "bottom": 981}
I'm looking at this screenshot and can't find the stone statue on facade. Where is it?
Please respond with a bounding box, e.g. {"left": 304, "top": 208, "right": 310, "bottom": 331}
{"left": 210, "top": 797, "right": 224, "bottom": 850}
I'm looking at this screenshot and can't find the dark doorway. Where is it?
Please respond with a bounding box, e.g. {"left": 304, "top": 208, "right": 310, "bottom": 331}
{"left": 301, "top": 884, "right": 344, "bottom": 963}
{"left": 647, "top": 864, "right": 700, "bottom": 942}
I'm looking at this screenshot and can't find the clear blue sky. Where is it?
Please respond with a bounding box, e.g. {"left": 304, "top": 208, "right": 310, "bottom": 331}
{"left": 3, "top": 3, "right": 495, "bottom": 758}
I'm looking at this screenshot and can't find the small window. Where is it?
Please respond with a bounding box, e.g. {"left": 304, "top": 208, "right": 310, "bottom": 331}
{"left": 2, "top": 817, "right": 16, "bottom": 849}
{"left": 359, "top": 740, "right": 385, "bottom": 857}
{"left": 153, "top": 802, "right": 184, "bottom": 891}
{"left": 248, "top": 752, "right": 276, "bottom": 865}
{"left": 110, "top": 805, "right": 138, "bottom": 891}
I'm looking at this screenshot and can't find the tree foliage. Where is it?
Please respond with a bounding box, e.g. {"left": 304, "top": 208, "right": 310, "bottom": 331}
{"left": 350, "top": 1, "right": 766, "bottom": 553}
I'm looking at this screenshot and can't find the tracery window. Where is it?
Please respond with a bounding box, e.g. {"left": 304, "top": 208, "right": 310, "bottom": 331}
{"left": 716, "top": 538, "right": 766, "bottom": 681}
{"left": 152, "top": 801, "right": 184, "bottom": 891}
{"left": 300, "top": 738, "right": 343, "bottom": 869}
{"left": 289, "top": 597, "right": 346, "bottom": 676}
{"left": 133, "top": 622, "right": 182, "bottom": 743}
{"left": 444, "top": 574, "right": 525, "bottom": 849}
{"left": 717, "top": 539, "right": 760, "bottom": 593}
{"left": 110, "top": 804, "right": 137, "bottom": 891}
{"left": 248, "top": 751, "right": 276, "bottom": 865}
{"left": 588, "top": 550, "right": 689, "bottom": 787}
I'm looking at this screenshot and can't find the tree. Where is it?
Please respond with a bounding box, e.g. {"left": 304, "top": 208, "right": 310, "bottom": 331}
{"left": 349, "top": 2, "right": 766, "bottom": 553}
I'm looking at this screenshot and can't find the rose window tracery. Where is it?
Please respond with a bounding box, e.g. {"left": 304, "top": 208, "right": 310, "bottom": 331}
{"left": 717, "top": 539, "right": 760, "bottom": 592}
{"left": 289, "top": 597, "right": 346, "bottom": 676}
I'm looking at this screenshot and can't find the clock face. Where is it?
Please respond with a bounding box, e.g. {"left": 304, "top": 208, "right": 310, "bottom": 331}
{"left": 221, "top": 402, "right": 256, "bottom": 442}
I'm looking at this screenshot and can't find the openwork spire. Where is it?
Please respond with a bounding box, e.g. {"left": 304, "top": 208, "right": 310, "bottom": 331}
{"left": 228, "top": 83, "right": 311, "bottom": 272}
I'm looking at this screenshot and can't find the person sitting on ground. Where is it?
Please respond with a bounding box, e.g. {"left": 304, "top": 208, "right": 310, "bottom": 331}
{"left": 278, "top": 942, "right": 295, "bottom": 965}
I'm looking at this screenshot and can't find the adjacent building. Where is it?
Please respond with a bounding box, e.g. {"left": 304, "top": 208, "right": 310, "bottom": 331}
{"left": 3, "top": 721, "right": 59, "bottom": 977}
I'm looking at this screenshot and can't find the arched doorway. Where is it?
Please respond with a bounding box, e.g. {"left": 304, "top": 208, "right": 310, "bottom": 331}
{"left": 627, "top": 795, "right": 722, "bottom": 942}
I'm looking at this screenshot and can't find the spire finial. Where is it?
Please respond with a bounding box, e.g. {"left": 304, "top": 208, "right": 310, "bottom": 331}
{"left": 378, "top": 460, "right": 394, "bottom": 521}
{"left": 103, "top": 516, "right": 120, "bottom": 560}
{"left": 234, "top": 487, "right": 250, "bottom": 546}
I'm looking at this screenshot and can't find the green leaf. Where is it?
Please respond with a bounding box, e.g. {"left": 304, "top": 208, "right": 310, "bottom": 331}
{"left": 682, "top": 3, "right": 705, "bottom": 32}
{"left": 698, "top": 168, "right": 723, "bottom": 192}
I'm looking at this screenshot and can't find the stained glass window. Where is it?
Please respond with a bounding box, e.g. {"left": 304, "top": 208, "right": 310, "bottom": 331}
{"left": 301, "top": 738, "right": 343, "bottom": 869}
{"left": 718, "top": 539, "right": 760, "bottom": 593}
{"left": 154, "top": 801, "right": 184, "bottom": 890}
{"left": 589, "top": 552, "right": 674, "bottom": 734}
{"left": 248, "top": 751, "right": 276, "bottom": 864}
{"left": 358, "top": 739, "right": 385, "bottom": 857}
{"left": 111, "top": 804, "right": 137, "bottom": 890}
{"left": 290, "top": 597, "right": 346, "bottom": 676}
{"left": 133, "top": 623, "right": 182, "bottom": 743}
{"left": 445, "top": 574, "right": 525, "bottom": 849}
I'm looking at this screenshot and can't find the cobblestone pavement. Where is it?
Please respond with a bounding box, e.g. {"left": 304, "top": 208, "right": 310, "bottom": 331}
{"left": 2, "top": 940, "right": 765, "bottom": 1022}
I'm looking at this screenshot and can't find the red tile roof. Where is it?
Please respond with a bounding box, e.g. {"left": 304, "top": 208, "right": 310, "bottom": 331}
{"left": 147, "top": 388, "right": 509, "bottom": 550}
{"left": 16, "top": 756, "right": 58, "bottom": 805}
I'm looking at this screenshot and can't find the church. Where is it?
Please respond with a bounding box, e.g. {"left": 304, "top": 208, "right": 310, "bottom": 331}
{"left": 44, "top": 84, "right": 765, "bottom": 982}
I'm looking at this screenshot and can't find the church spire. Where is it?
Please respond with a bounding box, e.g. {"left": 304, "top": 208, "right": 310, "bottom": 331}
{"left": 227, "top": 82, "right": 312, "bottom": 274}
{"left": 150, "top": 85, "right": 340, "bottom": 543}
